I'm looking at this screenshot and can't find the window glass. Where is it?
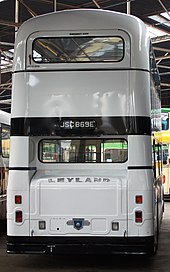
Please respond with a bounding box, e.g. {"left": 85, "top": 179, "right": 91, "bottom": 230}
{"left": 1, "top": 125, "right": 10, "bottom": 158}
{"left": 33, "top": 36, "right": 124, "bottom": 63}
{"left": 101, "top": 140, "right": 128, "bottom": 162}
{"left": 39, "top": 138, "right": 127, "bottom": 163}
{"left": 152, "top": 142, "right": 162, "bottom": 178}
{"left": 163, "top": 144, "right": 168, "bottom": 164}
{"left": 150, "top": 43, "right": 160, "bottom": 95}
{"left": 161, "top": 112, "right": 169, "bottom": 130}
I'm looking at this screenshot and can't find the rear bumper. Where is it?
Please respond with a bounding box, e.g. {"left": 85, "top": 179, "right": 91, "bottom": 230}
{"left": 7, "top": 236, "right": 155, "bottom": 255}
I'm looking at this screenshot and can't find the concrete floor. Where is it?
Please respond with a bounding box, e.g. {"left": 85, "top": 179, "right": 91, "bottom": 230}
{"left": 1, "top": 203, "right": 170, "bottom": 272}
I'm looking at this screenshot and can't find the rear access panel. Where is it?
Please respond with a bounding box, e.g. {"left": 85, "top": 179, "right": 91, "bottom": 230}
{"left": 29, "top": 174, "right": 127, "bottom": 236}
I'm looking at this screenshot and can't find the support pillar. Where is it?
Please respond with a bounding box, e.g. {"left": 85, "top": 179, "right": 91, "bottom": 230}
{"left": 127, "top": 0, "right": 131, "bottom": 14}
{"left": 15, "top": 0, "right": 19, "bottom": 38}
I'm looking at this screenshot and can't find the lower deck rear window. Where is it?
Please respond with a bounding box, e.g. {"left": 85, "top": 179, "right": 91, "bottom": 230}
{"left": 39, "top": 138, "right": 128, "bottom": 163}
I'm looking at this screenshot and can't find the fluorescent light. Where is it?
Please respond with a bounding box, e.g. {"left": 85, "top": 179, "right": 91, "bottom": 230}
{"left": 149, "top": 15, "right": 166, "bottom": 24}
{"left": 160, "top": 12, "right": 170, "bottom": 27}
{"left": 161, "top": 12, "right": 170, "bottom": 20}
{"left": 148, "top": 14, "right": 170, "bottom": 28}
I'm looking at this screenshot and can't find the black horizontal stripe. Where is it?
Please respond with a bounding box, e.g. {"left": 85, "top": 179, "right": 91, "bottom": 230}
{"left": 11, "top": 116, "right": 151, "bottom": 136}
{"left": 13, "top": 68, "right": 150, "bottom": 74}
{"left": 9, "top": 167, "right": 36, "bottom": 171}
{"left": 128, "top": 166, "right": 153, "bottom": 170}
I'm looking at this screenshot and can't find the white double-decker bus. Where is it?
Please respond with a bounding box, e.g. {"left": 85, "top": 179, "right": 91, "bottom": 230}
{"left": 7, "top": 9, "right": 163, "bottom": 255}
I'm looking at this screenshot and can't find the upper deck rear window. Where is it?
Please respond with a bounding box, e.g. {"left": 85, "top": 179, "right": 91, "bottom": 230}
{"left": 33, "top": 36, "right": 124, "bottom": 63}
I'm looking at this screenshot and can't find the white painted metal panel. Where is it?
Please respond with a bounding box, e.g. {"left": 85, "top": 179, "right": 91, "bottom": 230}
{"left": 9, "top": 137, "right": 30, "bottom": 167}
{"left": 128, "top": 135, "right": 152, "bottom": 166}
{"left": 12, "top": 70, "right": 150, "bottom": 118}
{"left": 29, "top": 172, "right": 128, "bottom": 236}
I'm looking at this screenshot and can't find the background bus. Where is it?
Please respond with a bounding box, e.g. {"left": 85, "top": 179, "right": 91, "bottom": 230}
{"left": 0, "top": 110, "right": 10, "bottom": 228}
{"left": 7, "top": 9, "right": 163, "bottom": 255}
{"left": 161, "top": 108, "right": 170, "bottom": 200}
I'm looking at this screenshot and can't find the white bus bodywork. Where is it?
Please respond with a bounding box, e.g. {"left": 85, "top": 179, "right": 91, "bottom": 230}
{"left": 0, "top": 110, "right": 10, "bottom": 221}
{"left": 7, "top": 9, "right": 163, "bottom": 255}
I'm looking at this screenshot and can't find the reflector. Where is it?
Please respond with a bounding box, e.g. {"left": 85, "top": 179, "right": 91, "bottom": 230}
{"left": 135, "top": 211, "right": 142, "bottom": 223}
{"left": 15, "top": 211, "right": 22, "bottom": 223}
{"left": 112, "top": 222, "right": 119, "bottom": 231}
{"left": 39, "top": 221, "right": 46, "bottom": 230}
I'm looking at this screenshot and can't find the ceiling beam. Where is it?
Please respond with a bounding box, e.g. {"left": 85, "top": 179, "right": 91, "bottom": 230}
{"left": 103, "top": 0, "right": 135, "bottom": 9}
{"left": 0, "top": 99, "right": 11, "bottom": 104}
{"left": 0, "top": 20, "right": 21, "bottom": 27}
{"left": 18, "top": 0, "right": 37, "bottom": 17}
{"left": 158, "top": 65, "right": 170, "bottom": 69}
{"left": 0, "top": 83, "right": 12, "bottom": 88}
{"left": 156, "top": 55, "right": 170, "bottom": 60}
{"left": 0, "top": 42, "right": 14, "bottom": 47}
{"left": 152, "top": 35, "right": 170, "bottom": 44}
{"left": 1, "top": 68, "right": 12, "bottom": 74}
{"left": 160, "top": 72, "right": 170, "bottom": 76}
{"left": 157, "top": 0, "right": 170, "bottom": 18}
{"left": 31, "top": 0, "right": 76, "bottom": 9}
{"left": 91, "top": 0, "right": 100, "bottom": 8}
{"left": 161, "top": 83, "right": 170, "bottom": 87}
{"left": 153, "top": 46, "right": 170, "bottom": 53}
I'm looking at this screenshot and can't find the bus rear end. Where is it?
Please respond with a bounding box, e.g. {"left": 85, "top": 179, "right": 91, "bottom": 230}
{"left": 7, "top": 9, "right": 161, "bottom": 255}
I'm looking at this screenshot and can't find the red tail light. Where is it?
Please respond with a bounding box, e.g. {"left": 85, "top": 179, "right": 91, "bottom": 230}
{"left": 15, "top": 195, "right": 22, "bottom": 204}
{"left": 135, "top": 211, "right": 142, "bottom": 223}
{"left": 135, "top": 195, "right": 143, "bottom": 204}
{"left": 15, "top": 211, "right": 22, "bottom": 223}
